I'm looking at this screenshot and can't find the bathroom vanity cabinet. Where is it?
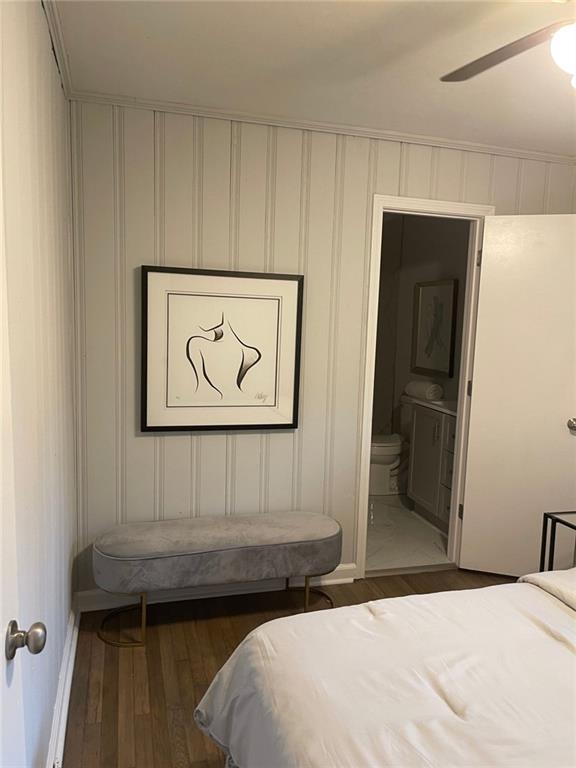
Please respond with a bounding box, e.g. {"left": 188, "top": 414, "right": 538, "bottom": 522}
{"left": 407, "top": 402, "right": 456, "bottom": 533}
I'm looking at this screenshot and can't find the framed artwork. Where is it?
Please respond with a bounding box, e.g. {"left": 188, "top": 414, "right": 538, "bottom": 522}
{"left": 141, "top": 266, "right": 303, "bottom": 431}
{"left": 411, "top": 279, "right": 458, "bottom": 378}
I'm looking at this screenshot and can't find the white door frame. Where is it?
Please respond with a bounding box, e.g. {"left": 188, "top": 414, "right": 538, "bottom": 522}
{"left": 356, "top": 195, "right": 495, "bottom": 578}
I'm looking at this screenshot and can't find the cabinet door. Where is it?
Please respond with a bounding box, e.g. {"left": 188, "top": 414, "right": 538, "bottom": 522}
{"left": 440, "top": 449, "right": 454, "bottom": 489}
{"left": 408, "top": 404, "right": 443, "bottom": 512}
{"left": 444, "top": 415, "right": 457, "bottom": 453}
{"left": 437, "top": 484, "right": 452, "bottom": 533}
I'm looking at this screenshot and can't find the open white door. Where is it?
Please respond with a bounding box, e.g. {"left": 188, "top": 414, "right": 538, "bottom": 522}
{"left": 0, "top": 146, "right": 28, "bottom": 765}
{"left": 460, "top": 214, "right": 576, "bottom": 577}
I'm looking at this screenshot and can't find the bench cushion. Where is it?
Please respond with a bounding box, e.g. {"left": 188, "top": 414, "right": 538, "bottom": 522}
{"left": 92, "top": 512, "right": 342, "bottom": 594}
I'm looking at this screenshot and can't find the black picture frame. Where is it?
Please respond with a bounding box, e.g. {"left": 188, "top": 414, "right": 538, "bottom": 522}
{"left": 410, "top": 279, "right": 458, "bottom": 378}
{"left": 140, "top": 265, "right": 304, "bottom": 433}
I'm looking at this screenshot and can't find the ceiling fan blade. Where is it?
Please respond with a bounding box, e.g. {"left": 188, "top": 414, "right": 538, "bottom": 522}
{"left": 441, "top": 20, "right": 571, "bottom": 81}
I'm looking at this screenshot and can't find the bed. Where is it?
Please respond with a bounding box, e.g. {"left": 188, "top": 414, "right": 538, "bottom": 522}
{"left": 194, "top": 568, "right": 576, "bottom": 768}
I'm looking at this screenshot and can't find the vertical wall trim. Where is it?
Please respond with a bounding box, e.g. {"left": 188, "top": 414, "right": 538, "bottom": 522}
{"left": 71, "top": 100, "right": 88, "bottom": 552}
{"left": 190, "top": 434, "right": 200, "bottom": 518}
{"left": 225, "top": 433, "right": 237, "bottom": 516}
{"left": 229, "top": 121, "right": 241, "bottom": 270}
{"left": 191, "top": 116, "right": 204, "bottom": 517}
{"left": 458, "top": 151, "right": 468, "bottom": 202}
{"left": 430, "top": 146, "right": 440, "bottom": 199}
{"left": 429, "top": 146, "right": 439, "bottom": 198}
{"left": 112, "top": 105, "right": 126, "bottom": 524}
{"left": 399, "top": 143, "right": 408, "bottom": 195}
{"left": 487, "top": 154, "right": 496, "bottom": 206}
{"left": 225, "top": 121, "right": 242, "bottom": 515}
{"left": 259, "top": 126, "right": 277, "bottom": 513}
{"left": 352, "top": 138, "right": 379, "bottom": 555}
{"left": 193, "top": 116, "right": 204, "bottom": 268}
{"left": 264, "top": 126, "right": 277, "bottom": 273}
{"left": 323, "top": 134, "right": 346, "bottom": 517}
{"left": 153, "top": 111, "right": 166, "bottom": 520}
{"left": 292, "top": 130, "right": 311, "bottom": 512}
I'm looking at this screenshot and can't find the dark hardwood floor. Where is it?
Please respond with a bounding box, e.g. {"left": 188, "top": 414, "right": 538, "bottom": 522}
{"left": 63, "top": 570, "right": 514, "bottom": 768}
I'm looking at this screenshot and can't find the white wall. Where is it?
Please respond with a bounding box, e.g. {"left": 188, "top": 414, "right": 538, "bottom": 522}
{"left": 1, "top": 3, "right": 76, "bottom": 765}
{"left": 72, "top": 101, "right": 576, "bottom": 589}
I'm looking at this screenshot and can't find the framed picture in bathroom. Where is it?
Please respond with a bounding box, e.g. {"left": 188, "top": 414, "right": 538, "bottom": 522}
{"left": 141, "top": 266, "right": 303, "bottom": 431}
{"left": 411, "top": 279, "right": 458, "bottom": 378}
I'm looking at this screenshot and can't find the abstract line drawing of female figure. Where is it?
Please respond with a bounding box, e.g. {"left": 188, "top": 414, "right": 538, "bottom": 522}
{"left": 186, "top": 313, "right": 262, "bottom": 402}
{"left": 423, "top": 296, "right": 446, "bottom": 359}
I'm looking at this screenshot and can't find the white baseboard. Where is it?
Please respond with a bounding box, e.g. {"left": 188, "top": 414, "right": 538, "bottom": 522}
{"left": 320, "top": 561, "right": 359, "bottom": 584}
{"left": 365, "top": 562, "right": 457, "bottom": 578}
{"left": 74, "top": 562, "right": 357, "bottom": 613}
{"left": 46, "top": 609, "right": 80, "bottom": 768}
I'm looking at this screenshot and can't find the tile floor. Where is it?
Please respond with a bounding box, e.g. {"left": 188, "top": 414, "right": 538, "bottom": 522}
{"left": 366, "top": 494, "right": 451, "bottom": 571}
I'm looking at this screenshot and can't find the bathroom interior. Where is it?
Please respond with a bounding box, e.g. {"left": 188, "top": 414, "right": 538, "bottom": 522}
{"left": 366, "top": 212, "right": 471, "bottom": 575}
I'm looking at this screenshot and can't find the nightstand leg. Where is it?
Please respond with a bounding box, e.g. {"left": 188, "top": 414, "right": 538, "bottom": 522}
{"left": 548, "top": 520, "right": 558, "bottom": 571}
{"left": 539, "top": 515, "right": 549, "bottom": 572}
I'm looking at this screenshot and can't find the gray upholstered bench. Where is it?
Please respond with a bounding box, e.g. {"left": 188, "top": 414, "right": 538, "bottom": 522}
{"left": 92, "top": 511, "right": 342, "bottom": 646}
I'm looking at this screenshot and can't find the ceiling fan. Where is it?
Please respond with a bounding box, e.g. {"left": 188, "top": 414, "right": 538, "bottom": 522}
{"left": 441, "top": 20, "right": 576, "bottom": 86}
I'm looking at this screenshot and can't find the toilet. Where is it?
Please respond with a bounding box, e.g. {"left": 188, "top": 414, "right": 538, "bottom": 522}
{"left": 369, "top": 397, "right": 414, "bottom": 496}
{"left": 369, "top": 434, "right": 403, "bottom": 495}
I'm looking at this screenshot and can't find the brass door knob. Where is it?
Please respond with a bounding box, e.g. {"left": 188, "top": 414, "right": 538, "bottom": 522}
{"left": 5, "top": 620, "right": 47, "bottom": 660}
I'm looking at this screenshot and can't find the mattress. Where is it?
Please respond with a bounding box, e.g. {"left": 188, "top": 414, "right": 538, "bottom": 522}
{"left": 195, "top": 568, "right": 576, "bottom": 768}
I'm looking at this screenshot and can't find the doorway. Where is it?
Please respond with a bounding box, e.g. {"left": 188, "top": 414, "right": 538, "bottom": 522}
{"left": 356, "top": 196, "right": 495, "bottom": 578}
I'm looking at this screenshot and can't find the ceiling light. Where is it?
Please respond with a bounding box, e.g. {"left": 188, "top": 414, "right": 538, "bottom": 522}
{"left": 550, "top": 23, "right": 576, "bottom": 87}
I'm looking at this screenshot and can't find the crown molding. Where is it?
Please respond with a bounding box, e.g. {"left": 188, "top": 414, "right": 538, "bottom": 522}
{"left": 69, "top": 89, "right": 576, "bottom": 164}
{"left": 42, "top": 0, "right": 72, "bottom": 96}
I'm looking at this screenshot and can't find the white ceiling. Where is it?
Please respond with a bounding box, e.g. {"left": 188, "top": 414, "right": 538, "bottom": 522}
{"left": 56, "top": 1, "right": 576, "bottom": 157}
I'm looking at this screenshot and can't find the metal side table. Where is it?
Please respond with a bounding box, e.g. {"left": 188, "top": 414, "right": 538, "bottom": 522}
{"left": 539, "top": 511, "right": 576, "bottom": 571}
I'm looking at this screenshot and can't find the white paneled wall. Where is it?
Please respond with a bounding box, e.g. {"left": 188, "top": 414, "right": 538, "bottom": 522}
{"left": 1, "top": 3, "right": 75, "bottom": 765}
{"left": 72, "top": 101, "right": 576, "bottom": 589}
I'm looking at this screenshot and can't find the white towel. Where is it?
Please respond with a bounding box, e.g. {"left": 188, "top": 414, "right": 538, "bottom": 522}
{"left": 404, "top": 380, "right": 444, "bottom": 401}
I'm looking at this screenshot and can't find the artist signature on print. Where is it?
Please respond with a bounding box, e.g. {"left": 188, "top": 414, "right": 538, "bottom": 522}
{"left": 254, "top": 392, "right": 268, "bottom": 403}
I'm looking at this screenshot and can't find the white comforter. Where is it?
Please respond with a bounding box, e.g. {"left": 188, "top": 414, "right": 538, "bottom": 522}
{"left": 195, "top": 569, "right": 576, "bottom": 768}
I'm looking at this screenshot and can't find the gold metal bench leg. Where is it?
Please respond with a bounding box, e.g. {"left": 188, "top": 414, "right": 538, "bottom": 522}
{"left": 305, "top": 582, "right": 335, "bottom": 611}
{"left": 285, "top": 576, "right": 334, "bottom": 612}
{"left": 97, "top": 592, "right": 147, "bottom": 648}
